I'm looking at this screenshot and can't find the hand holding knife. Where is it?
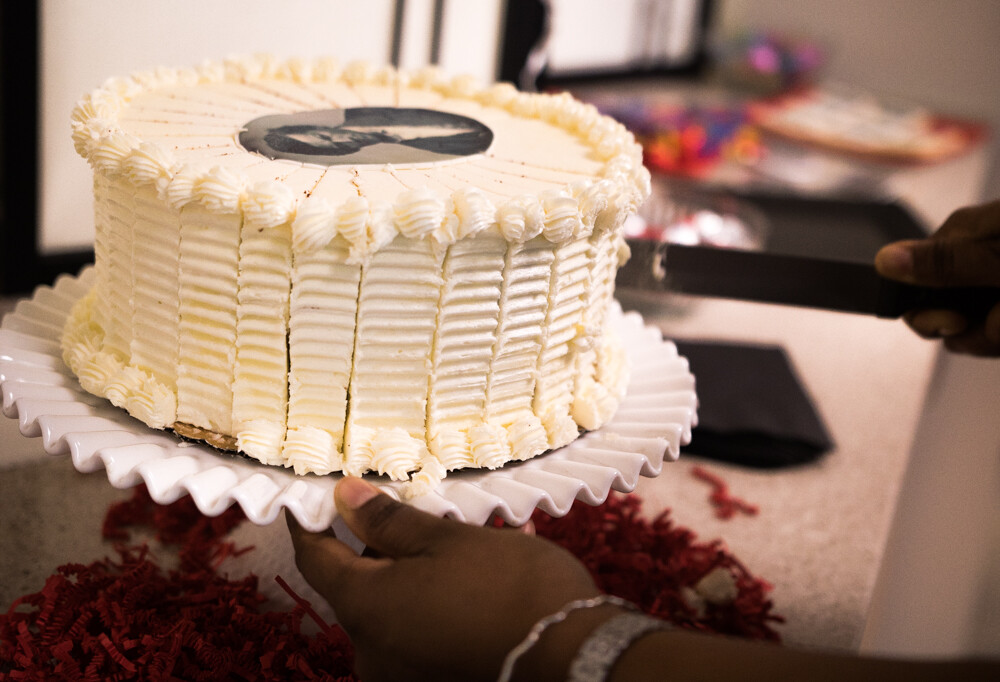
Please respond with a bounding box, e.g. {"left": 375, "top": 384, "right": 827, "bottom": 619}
{"left": 873, "top": 200, "right": 1000, "bottom": 356}
{"left": 619, "top": 199, "right": 1000, "bottom": 357}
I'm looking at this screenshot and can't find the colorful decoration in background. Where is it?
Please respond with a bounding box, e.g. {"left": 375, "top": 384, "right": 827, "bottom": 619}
{"left": 584, "top": 96, "right": 763, "bottom": 178}
{"left": 567, "top": 31, "right": 823, "bottom": 178}
{"left": 748, "top": 85, "right": 986, "bottom": 165}
{"left": 2, "top": 485, "right": 782, "bottom": 679}
{"left": 712, "top": 32, "right": 825, "bottom": 94}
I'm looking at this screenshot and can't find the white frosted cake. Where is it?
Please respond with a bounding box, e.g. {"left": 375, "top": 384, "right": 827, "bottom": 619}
{"left": 62, "top": 55, "right": 650, "bottom": 490}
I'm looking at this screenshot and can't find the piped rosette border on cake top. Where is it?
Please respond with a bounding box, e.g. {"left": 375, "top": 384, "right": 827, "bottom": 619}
{"left": 70, "top": 54, "right": 651, "bottom": 256}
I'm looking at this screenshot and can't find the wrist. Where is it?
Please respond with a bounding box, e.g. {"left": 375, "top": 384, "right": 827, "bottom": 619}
{"left": 604, "top": 627, "right": 677, "bottom": 682}
{"left": 568, "top": 611, "right": 672, "bottom": 682}
{"left": 512, "top": 603, "right": 628, "bottom": 682}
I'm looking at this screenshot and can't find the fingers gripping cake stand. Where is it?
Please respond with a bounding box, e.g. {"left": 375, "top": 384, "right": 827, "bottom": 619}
{"left": 0, "top": 268, "right": 696, "bottom": 541}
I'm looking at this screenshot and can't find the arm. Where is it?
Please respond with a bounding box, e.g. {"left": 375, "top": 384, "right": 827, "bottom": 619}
{"left": 875, "top": 199, "right": 1000, "bottom": 356}
{"left": 611, "top": 628, "right": 993, "bottom": 682}
{"left": 289, "top": 478, "right": 998, "bottom": 681}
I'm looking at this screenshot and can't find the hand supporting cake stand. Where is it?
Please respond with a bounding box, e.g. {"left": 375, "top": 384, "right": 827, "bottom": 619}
{"left": 0, "top": 268, "right": 696, "bottom": 533}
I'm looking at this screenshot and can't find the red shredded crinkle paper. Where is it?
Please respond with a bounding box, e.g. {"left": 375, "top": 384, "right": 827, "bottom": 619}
{"left": 1, "top": 484, "right": 781, "bottom": 679}
{"left": 691, "top": 464, "right": 761, "bottom": 520}
{"left": 1, "top": 489, "right": 356, "bottom": 681}
{"left": 532, "top": 491, "right": 781, "bottom": 641}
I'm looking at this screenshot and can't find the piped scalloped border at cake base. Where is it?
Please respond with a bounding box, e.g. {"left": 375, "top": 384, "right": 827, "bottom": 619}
{"left": 59, "top": 283, "right": 633, "bottom": 495}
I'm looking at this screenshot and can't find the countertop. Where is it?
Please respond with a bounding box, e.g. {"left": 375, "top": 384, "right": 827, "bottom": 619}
{"left": 1, "top": 137, "right": 995, "bottom": 656}
{"left": 623, "top": 290, "right": 937, "bottom": 650}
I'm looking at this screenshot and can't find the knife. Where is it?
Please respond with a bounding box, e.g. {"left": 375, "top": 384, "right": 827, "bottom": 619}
{"left": 619, "top": 239, "right": 999, "bottom": 319}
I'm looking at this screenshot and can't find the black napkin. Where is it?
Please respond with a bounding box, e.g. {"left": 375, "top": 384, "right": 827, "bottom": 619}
{"left": 674, "top": 340, "right": 833, "bottom": 468}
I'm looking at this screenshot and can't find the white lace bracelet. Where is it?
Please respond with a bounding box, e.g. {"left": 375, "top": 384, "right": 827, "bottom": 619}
{"left": 567, "top": 611, "right": 671, "bottom": 681}
{"left": 496, "top": 594, "right": 637, "bottom": 682}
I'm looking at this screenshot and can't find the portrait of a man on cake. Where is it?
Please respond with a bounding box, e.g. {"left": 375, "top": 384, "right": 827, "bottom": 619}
{"left": 241, "top": 107, "right": 495, "bottom": 165}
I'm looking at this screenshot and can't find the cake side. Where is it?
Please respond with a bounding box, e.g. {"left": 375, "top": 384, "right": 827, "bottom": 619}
{"left": 62, "top": 55, "right": 649, "bottom": 491}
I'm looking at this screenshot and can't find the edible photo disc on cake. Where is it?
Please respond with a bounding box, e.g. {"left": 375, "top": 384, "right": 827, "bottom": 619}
{"left": 1, "top": 269, "right": 696, "bottom": 532}
{"left": 238, "top": 107, "right": 494, "bottom": 166}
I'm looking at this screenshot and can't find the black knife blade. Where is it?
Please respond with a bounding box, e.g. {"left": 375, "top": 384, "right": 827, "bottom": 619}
{"left": 619, "top": 239, "right": 999, "bottom": 319}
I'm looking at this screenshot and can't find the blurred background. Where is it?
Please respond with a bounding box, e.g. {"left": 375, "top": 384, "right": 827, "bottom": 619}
{"left": 3, "top": 0, "right": 998, "bottom": 287}
{"left": 2, "top": 0, "right": 998, "bottom": 664}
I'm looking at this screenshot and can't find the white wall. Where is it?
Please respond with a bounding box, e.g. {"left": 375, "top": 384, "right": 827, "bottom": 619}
{"left": 860, "top": 351, "right": 1000, "bottom": 657}
{"left": 717, "top": 0, "right": 1000, "bottom": 202}
{"left": 545, "top": 0, "right": 703, "bottom": 75}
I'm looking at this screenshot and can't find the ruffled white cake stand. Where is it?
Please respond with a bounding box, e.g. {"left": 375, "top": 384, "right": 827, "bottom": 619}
{"left": 1, "top": 268, "right": 696, "bottom": 532}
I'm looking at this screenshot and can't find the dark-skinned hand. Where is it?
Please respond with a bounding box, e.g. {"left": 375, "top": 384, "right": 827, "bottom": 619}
{"left": 287, "top": 477, "right": 624, "bottom": 682}
{"left": 875, "top": 199, "right": 1000, "bottom": 356}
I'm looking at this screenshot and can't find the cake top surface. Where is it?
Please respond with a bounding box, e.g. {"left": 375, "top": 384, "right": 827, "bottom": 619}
{"left": 71, "top": 54, "right": 649, "bottom": 256}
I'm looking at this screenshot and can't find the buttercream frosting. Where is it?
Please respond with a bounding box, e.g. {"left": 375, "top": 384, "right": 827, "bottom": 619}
{"left": 62, "top": 55, "right": 649, "bottom": 495}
